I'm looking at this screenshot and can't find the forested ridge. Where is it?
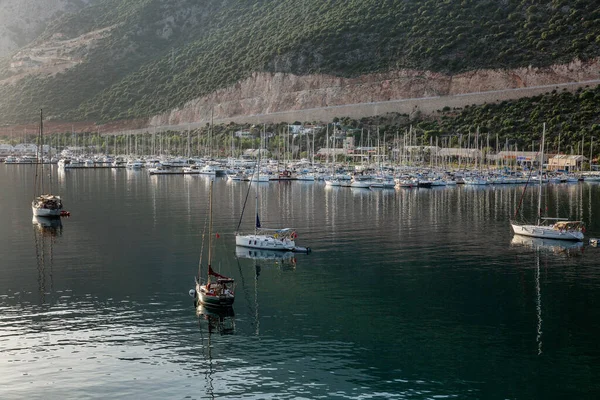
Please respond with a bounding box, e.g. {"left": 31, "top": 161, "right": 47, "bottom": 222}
{"left": 3, "top": 85, "right": 598, "bottom": 162}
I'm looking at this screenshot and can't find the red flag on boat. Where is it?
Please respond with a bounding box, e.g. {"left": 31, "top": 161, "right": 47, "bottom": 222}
{"left": 216, "top": 233, "right": 220, "bottom": 238}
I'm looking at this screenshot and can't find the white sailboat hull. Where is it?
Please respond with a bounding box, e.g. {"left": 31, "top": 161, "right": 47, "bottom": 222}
{"left": 32, "top": 205, "right": 61, "bottom": 217}
{"left": 250, "top": 174, "right": 270, "bottom": 182}
{"left": 350, "top": 181, "right": 371, "bottom": 188}
{"left": 32, "top": 195, "right": 63, "bottom": 218}
{"left": 370, "top": 180, "right": 395, "bottom": 188}
{"left": 511, "top": 223, "right": 584, "bottom": 241}
{"left": 236, "top": 234, "right": 295, "bottom": 250}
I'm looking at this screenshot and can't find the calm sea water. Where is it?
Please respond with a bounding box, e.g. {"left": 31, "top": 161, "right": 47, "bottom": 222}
{"left": 1, "top": 165, "right": 600, "bottom": 399}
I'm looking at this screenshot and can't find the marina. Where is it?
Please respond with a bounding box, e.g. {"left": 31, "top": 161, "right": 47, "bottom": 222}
{"left": 1, "top": 1, "right": 599, "bottom": 397}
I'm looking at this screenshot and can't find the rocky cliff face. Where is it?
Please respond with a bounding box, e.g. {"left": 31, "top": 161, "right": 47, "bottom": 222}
{"left": 1, "top": 58, "right": 598, "bottom": 136}
{"left": 150, "top": 58, "right": 600, "bottom": 126}
{"left": 2, "top": 25, "right": 115, "bottom": 84}
{"left": 0, "top": 0, "right": 95, "bottom": 59}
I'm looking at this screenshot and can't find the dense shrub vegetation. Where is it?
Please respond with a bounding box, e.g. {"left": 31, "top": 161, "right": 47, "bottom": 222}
{"left": 349, "top": 85, "right": 600, "bottom": 158}
{"left": 4, "top": 86, "right": 597, "bottom": 162}
{"left": 0, "top": 0, "right": 599, "bottom": 125}
{"left": 0, "top": 0, "right": 599, "bottom": 167}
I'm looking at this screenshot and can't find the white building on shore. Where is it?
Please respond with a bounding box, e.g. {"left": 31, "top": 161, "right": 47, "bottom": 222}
{"left": 547, "top": 154, "right": 586, "bottom": 172}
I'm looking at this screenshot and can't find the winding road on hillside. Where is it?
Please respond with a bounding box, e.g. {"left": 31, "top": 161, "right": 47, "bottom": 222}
{"left": 139, "top": 79, "right": 600, "bottom": 134}
{"left": 3, "top": 79, "right": 598, "bottom": 137}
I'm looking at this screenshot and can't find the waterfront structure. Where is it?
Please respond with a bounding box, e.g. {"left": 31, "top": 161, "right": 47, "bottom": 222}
{"left": 547, "top": 155, "right": 586, "bottom": 172}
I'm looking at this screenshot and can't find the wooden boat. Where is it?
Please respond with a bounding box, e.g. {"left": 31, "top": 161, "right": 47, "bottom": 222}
{"left": 195, "top": 179, "right": 235, "bottom": 308}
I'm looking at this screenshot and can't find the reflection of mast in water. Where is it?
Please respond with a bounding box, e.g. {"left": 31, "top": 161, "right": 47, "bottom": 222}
{"left": 534, "top": 248, "right": 543, "bottom": 356}
{"left": 32, "top": 216, "right": 61, "bottom": 304}
{"left": 196, "top": 305, "right": 235, "bottom": 399}
{"left": 254, "top": 262, "right": 260, "bottom": 336}
{"left": 235, "top": 247, "right": 302, "bottom": 336}
{"left": 235, "top": 257, "right": 260, "bottom": 335}
{"left": 197, "top": 312, "right": 215, "bottom": 400}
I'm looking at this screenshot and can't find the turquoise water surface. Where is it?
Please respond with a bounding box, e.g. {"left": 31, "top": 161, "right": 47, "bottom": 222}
{"left": 1, "top": 165, "right": 600, "bottom": 399}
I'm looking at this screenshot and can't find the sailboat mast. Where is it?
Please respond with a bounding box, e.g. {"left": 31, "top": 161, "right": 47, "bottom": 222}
{"left": 255, "top": 126, "right": 262, "bottom": 235}
{"left": 537, "top": 124, "right": 546, "bottom": 226}
{"left": 207, "top": 179, "right": 214, "bottom": 271}
{"left": 40, "top": 109, "right": 44, "bottom": 193}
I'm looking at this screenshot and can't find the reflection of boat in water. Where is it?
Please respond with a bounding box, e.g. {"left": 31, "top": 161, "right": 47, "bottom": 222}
{"left": 195, "top": 304, "right": 235, "bottom": 399}
{"left": 33, "top": 215, "right": 61, "bottom": 304}
{"left": 235, "top": 257, "right": 262, "bottom": 336}
{"left": 511, "top": 239, "right": 547, "bottom": 355}
{"left": 235, "top": 246, "right": 296, "bottom": 264}
{"left": 32, "top": 215, "right": 63, "bottom": 236}
{"left": 196, "top": 304, "right": 235, "bottom": 335}
{"left": 511, "top": 235, "right": 584, "bottom": 256}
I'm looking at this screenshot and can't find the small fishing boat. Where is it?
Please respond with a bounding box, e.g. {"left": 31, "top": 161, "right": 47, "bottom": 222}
{"left": 325, "top": 178, "right": 342, "bottom": 186}
{"left": 126, "top": 159, "right": 144, "bottom": 169}
{"left": 275, "top": 169, "right": 295, "bottom": 181}
{"left": 148, "top": 165, "right": 179, "bottom": 175}
{"left": 370, "top": 176, "right": 395, "bottom": 188}
{"left": 195, "top": 179, "right": 235, "bottom": 308}
{"left": 227, "top": 171, "right": 250, "bottom": 181}
{"left": 249, "top": 171, "right": 270, "bottom": 182}
{"left": 350, "top": 174, "right": 372, "bottom": 188}
{"left": 182, "top": 164, "right": 202, "bottom": 174}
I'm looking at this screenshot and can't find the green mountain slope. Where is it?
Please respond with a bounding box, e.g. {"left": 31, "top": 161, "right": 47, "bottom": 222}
{"left": 392, "top": 85, "right": 600, "bottom": 152}
{"left": 0, "top": 0, "right": 599, "bottom": 125}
